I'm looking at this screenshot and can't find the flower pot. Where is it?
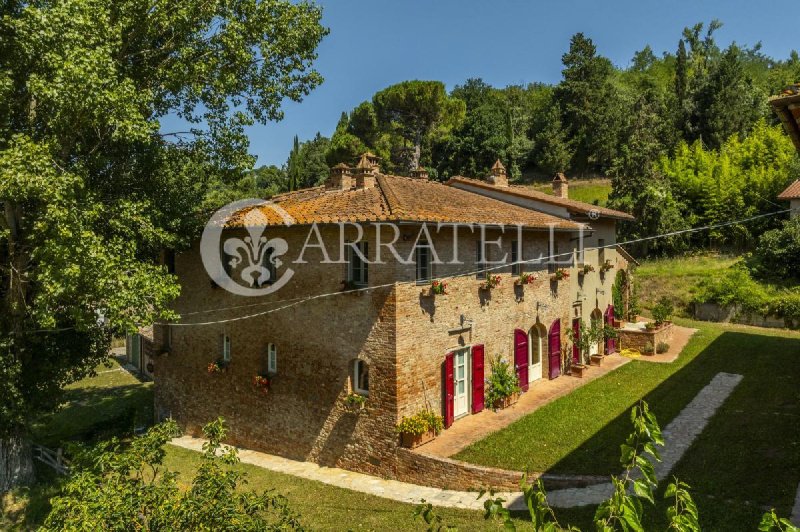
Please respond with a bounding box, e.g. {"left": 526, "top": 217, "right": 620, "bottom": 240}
{"left": 570, "top": 364, "right": 587, "bottom": 378}
{"left": 590, "top": 354, "right": 603, "bottom": 366}
{"left": 492, "top": 392, "right": 519, "bottom": 410}
{"left": 400, "top": 429, "right": 436, "bottom": 449}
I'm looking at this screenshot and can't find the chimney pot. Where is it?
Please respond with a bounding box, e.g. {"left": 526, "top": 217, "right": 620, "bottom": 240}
{"left": 411, "top": 166, "right": 429, "bottom": 180}
{"left": 354, "top": 153, "right": 378, "bottom": 189}
{"left": 488, "top": 159, "right": 508, "bottom": 187}
{"left": 552, "top": 172, "right": 569, "bottom": 198}
{"left": 326, "top": 163, "right": 352, "bottom": 190}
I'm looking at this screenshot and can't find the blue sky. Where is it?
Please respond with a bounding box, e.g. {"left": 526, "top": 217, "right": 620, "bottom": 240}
{"left": 211, "top": 0, "right": 800, "bottom": 167}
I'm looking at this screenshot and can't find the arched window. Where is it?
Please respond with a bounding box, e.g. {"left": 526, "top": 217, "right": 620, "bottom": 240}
{"left": 352, "top": 360, "right": 369, "bottom": 395}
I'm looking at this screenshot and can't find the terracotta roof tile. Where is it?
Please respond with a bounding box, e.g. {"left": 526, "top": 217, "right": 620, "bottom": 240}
{"left": 446, "top": 176, "right": 635, "bottom": 221}
{"left": 778, "top": 180, "right": 800, "bottom": 200}
{"left": 769, "top": 87, "right": 800, "bottom": 152}
{"left": 228, "top": 174, "right": 582, "bottom": 230}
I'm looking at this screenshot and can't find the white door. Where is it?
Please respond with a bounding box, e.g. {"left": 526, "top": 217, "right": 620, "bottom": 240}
{"left": 454, "top": 348, "right": 469, "bottom": 417}
{"left": 528, "top": 331, "right": 543, "bottom": 382}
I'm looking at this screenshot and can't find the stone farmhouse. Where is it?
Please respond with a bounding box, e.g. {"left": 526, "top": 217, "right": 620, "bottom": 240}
{"left": 130, "top": 155, "right": 635, "bottom": 484}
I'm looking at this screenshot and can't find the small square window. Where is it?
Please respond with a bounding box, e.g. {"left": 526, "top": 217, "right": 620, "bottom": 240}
{"left": 267, "top": 343, "right": 277, "bottom": 374}
{"left": 416, "top": 242, "right": 432, "bottom": 283}
{"left": 511, "top": 240, "right": 520, "bottom": 275}
{"left": 352, "top": 360, "right": 369, "bottom": 395}
{"left": 222, "top": 335, "right": 231, "bottom": 362}
{"left": 347, "top": 241, "right": 369, "bottom": 286}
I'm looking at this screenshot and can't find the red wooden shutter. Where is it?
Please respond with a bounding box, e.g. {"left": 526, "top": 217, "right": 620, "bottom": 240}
{"left": 443, "top": 352, "right": 455, "bottom": 428}
{"left": 572, "top": 319, "right": 581, "bottom": 364}
{"left": 514, "top": 329, "right": 529, "bottom": 392}
{"left": 548, "top": 320, "right": 561, "bottom": 379}
{"left": 471, "top": 345, "right": 485, "bottom": 413}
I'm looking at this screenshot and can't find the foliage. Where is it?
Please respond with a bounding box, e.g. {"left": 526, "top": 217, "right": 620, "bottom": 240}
{"left": 652, "top": 296, "right": 674, "bottom": 325}
{"left": 665, "top": 478, "right": 701, "bottom": 531}
{"left": 253, "top": 375, "right": 271, "bottom": 395}
{"left": 485, "top": 356, "right": 521, "bottom": 408}
{"left": 396, "top": 410, "right": 443, "bottom": 436}
{"left": 286, "top": 133, "right": 331, "bottom": 191}
{"left": 759, "top": 509, "right": 800, "bottom": 532}
{"left": 642, "top": 341, "right": 655, "bottom": 355}
{"left": 481, "top": 274, "right": 502, "bottom": 290}
{"left": 0, "top": 0, "right": 327, "bottom": 484}
{"left": 566, "top": 320, "right": 607, "bottom": 365}
{"left": 413, "top": 500, "right": 457, "bottom": 532}
{"left": 612, "top": 270, "right": 626, "bottom": 320}
{"left": 41, "top": 419, "right": 305, "bottom": 530}
{"left": 552, "top": 268, "right": 570, "bottom": 281}
{"left": 430, "top": 280, "right": 448, "bottom": 295}
{"left": 657, "top": 342, "right": 670, "bottom": 354}
{"left": 749, "top": 217, "right": 800, "bottom": 282}
{"left": 343, "top": 393, "right": 366, "bottom": 408}
{"left": 517, "top": 272, "right": 538, "bottom": 285}
{"left": 691, "top": 266, "right": 770, "bottom": 314}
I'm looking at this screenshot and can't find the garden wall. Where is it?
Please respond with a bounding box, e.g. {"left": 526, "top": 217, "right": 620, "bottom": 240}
{"left": 693, "top": 303, "right": 787, "bottom": 329}
{"left": 617, "top": 322, "right": 674, "bottom": 352}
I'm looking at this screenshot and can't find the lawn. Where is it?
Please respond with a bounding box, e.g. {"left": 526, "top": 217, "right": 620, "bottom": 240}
{"left": 635, "top": 253, "right": 739, "bottom": 313}
{"left": 454, "top": 320, "right": 800, "bottom": 530}
{"left": 532, "top": 178, "right": 611, "bottom": 207}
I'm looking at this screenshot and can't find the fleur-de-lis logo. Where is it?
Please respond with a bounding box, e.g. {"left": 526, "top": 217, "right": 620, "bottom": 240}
{"left": 200, "top": 199, "right": 295, "bottom": 297}
{"left": 223, "top": 225, "right": 289, "bottom": 287}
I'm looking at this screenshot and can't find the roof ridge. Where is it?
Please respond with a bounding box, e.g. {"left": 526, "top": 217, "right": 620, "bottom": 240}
{"left": 375, "top": 174, "right": 401, "bottom": 217}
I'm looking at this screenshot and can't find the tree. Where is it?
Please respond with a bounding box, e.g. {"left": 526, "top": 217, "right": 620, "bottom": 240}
{"left": 42, "top": 419, "right": 304, "bottom": 530}
{"left": 372, "top": 80, "right": 465, "bottom": 173}
{"left": 286, "top": 133, "right": 331, "bottom": 190}
{"left": 0, "top": 0, "right": 326, "bottom": 490}
{"left": 531, "top": 103, "right": 573, "bottom": 175}
{"left": 693, "top": 44, "right": 765, "bottom": 149}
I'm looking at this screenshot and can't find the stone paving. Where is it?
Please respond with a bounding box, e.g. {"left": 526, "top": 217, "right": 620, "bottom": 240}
{"left": 170, "top": 371, "right": 742, "bottom": 511}
{"left": 545, "top": 372, "right": 743, "bottom": 507}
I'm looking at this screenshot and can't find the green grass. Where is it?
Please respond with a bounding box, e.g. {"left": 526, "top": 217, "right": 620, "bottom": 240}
{"left": 635, "top": 253, "right": 740, "bottom": 312}
{"left": 161, "top": 445, "right": 523, "bottom": 531}
{"left": 31, "top": 357, "right": 153, "bottom": 447}
{"left": 454, "top": 320, "right": 800, "bottom": 530}
{"left": 532, "top": 178, "right": 612, "bottom": 207}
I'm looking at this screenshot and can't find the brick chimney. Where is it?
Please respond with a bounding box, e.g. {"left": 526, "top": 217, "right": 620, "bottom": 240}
{"left": 410, "top": 166, "right": 429, "bottom": 180}
{"left": 552, "top": 172, "right": 568, "bottom": 198}
{"left": 354, "top": 153, "right": 377, "bottom": 189}
{"left": 325, "top": 163, "right": 352, "bottom": 191}
{"left": 488, "top": 159, "right": 508, "bottom": 187}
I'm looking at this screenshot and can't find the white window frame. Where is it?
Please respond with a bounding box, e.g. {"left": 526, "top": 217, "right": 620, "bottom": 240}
{"left": 347, "top": 241, "right": 369, "bottom": 286}
{"left": 352, "top": 360, "right": 369, "bottom": 396}
{"left": 267, "top": 343, "right": 277, "bottom": 374}
{"left": 222, "top": 335, "right": 231, "bottom": 362}
{"left": 415, "top": 241, "right": 432, "bottom": 283}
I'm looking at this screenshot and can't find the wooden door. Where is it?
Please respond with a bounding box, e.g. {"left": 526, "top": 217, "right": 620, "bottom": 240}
{"left": 548, "top": 320, "right": 561, "bottom": 379}
{"left": 514, "top": 329, "right": 529, "bottom": 392}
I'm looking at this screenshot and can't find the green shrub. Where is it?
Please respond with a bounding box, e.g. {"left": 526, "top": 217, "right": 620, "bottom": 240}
{"left": 692, "top": 266, "right": 770, "bottom": 314}
{"left": 750, "top": 218, "right": 800, "bottom": 281}
{"left": 396, "top": 410, "right": 444, "bottom": 436}
{"left": 656, "top": 341, "right": 669, "bottom": 354}
{"left": 485, "top": 356, "right": 521, "bottom": 408}
{"left": 651, "top": 296, "right": 673, "bottom": 325}
{"left": 642, "top": 341, "right": 654, "bottom": 355}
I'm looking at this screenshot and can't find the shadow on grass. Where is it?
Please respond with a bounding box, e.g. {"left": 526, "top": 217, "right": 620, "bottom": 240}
{"left": 31, "top": 383, "right": 154, "bottom": 448}
{"left": 545, "top": 329, "right": 800, "bottom": 530}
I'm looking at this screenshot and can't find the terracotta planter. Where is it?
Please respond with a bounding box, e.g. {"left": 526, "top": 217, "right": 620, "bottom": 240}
{"left": 570, "top": 364, "right": 587, "bottom": 378}
{"left": 400, "top": 429, "right": 436, "bottom": 449}
{"left": 590, "top": 354, "right": 603, "bottom": 366}
{"left": 492, "top": 392, "right": 519, "bottom": 410}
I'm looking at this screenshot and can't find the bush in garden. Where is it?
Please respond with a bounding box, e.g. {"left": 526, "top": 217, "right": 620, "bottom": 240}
{"left": 396, "top": 410, "right": 444, "bottom": 436}
{"left": 485, "top": 356, "right": 521, "bottom": 408}
{"left": 42, "top": 419, "right": 304, "bottom": 531}
{"left": 657, "top": 341, "right": 670, "bottom": 354}
{"left": 652, "top": 296, "right": 674, "bottom": 325}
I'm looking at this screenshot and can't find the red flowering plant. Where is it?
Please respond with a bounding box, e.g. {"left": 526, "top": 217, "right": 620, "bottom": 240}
{"left": 253, "top": 374, "right": 271, "bottom": 395}
{"left": 207, "top": 359, "right": 229, "bottom": 374}
{"left": 430, "top": 280, "right": 448, "bottom": 295}
{"left": 600, "top": 260, "right": 615, "bottom": 273}
{"left": 581, "top": 264, "right": 595, "bottom": 275}
{"left": 551, "top": 268, "right": 570, "bottom": 282}
{"left": 516, "top": 272, "right": 538, "bottom": 285}
{"left": 481, "top": 274, "right": 502, "bottom": 290}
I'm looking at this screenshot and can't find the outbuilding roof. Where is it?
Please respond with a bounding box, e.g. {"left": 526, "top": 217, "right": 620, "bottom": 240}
{"left": 778, "top": 179, "right": 800, "bottom": 200}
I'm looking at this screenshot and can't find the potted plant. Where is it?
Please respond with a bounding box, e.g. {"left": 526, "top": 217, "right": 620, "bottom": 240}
{"left": 480, "top": 274, "right": 502, "bottom": 290}
{"left": 430, "top": 280, "right": 448, "bottom": 296}
{"left": 340, "top": 279, "right": 358, "bottom": 292}
{"left": 567, "top": 320, "right": 606, "bottom": 373}
{"left": 343, "top": 392, "right": 366, "bottom": 412}
{"left": 485, "top": 356, "right": 521, "bottom": 410}
{"left": 515, "top": 272, "right": 538, "bottom": 286}
{"left": 207, "top": 359, "right": 229, "bottom": 374}
{"left": 645, "top": 322, "right": 657, "bottom": 331}
{"left": 551, "top": 268, "right": 570, "bottom": 282}
{"left": 651, "top": 296, "right": 674, "bottom": 327}
{"left": 580, "top": 264, "right": 595, "bottom": 276}
{"left": 397, "top": 410, "right": 444, "bottom": 448}
{"left": 600, "top": 260, "right": 615, "bottom": 274}
{"left": 252, "top": 374, "right": 270, "bottom": 395}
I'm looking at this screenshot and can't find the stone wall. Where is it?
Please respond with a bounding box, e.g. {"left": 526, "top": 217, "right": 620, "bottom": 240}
{"left": 617, "top": 322, "right": 674, "bottom": 353}
{"left": 153, "top": 221, "right": 626, "bottom": 486}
